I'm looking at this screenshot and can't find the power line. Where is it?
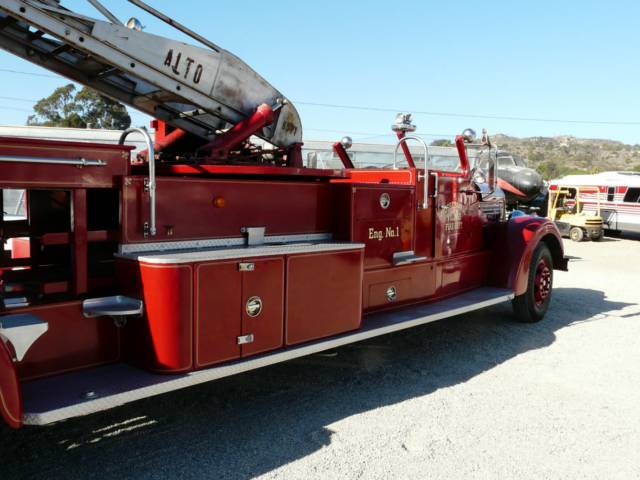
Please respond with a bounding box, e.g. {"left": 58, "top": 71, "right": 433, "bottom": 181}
{"left": 296, "top": 101, "right": 640, "bottom": 127}
{"left": 0, "top": 67, "right": 60, "bottom": 79}
{"left": 0, "top": 105, "right": 34, "bottom": 113}
{"left": 305, "top": 128, "right": 454, "bottom": 138}
{"left": 0, "top": 67, "right": 636, "bottom": 127}
{"left": 0, "top": 95, "right": 38, "bottom": 103}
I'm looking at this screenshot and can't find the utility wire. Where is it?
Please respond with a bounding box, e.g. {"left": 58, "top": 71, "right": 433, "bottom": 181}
{"left": 1, "top": 67, "right": 637, "bottom": 127}
{"left": 297, "top": 100, "right": 640, "bottom": 126}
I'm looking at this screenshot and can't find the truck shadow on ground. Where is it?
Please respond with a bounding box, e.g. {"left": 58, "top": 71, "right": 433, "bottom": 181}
{"left": 1, "top": 288, "right": 632, "bottom": 480}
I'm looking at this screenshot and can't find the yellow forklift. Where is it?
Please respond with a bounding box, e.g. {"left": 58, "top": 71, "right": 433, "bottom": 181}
{"left": 547, "top": 185, "right": 604, "bottom": 241}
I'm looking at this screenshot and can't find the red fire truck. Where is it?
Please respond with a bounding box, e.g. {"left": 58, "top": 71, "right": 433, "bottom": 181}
{"left": 0, "top": 0, "right": 567, "bottom": 429}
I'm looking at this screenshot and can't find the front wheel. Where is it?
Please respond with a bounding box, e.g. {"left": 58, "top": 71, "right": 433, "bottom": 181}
{"left": 512, "top": 243, "right": 553, "bottom": 323}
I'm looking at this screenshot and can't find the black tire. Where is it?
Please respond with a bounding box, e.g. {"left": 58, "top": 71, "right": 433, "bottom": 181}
{"left": 569, "top": 227, "right": 584, "bottom": 242}
{"left": 512, "top": 243, "right": 553, "bottom": 323}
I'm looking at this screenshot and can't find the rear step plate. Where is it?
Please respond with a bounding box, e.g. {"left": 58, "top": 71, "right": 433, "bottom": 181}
{"left": 22, "top": 287, "right": 513, "bottom": 425}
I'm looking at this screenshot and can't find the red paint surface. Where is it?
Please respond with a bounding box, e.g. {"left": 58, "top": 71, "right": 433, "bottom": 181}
{"left": 241, "top": 257, "right": 284, "bottom": 356}
{"left": 156, "top": 164, "right": 345, "bottom": 178}
{"left": 333, "top": 184, "right": 415, "bottom": 269}
{"left": 0, "top": 137, "right": 131, "bottom": 188}
{"left": 285, "top": 249, "right": 363, "bottom": 345}
{"left": 497, "top": 178, "right": 526, "bottom": 197}
{"left": 0, "top": 340, "right": 21, "bottom": 429}
{"left": 487, "top": 216, "right": 564, "bottom": 296}
{"left": 199, "top": 104, "right": 274, "bottom": 155}
{"left": 16, "top": 302, "right": 119, "bottom": 381}
{"left": 454, "top": 136, "right": 470, "bottom": 178}
{"left": 122, "top": 178, "right": 334, "bottom": 243}
{"left": 332, "top": 142, "right": 354, "bottom": 169}
{"left": 337, "top": 169, "right": 416, "bottom": 185}
{"left": 9, "top": 238, "right": 30, "bottom": 259}
{"left": 195, "top": 261, "right": 242, "bottom": 367}
{"left": 363, "top": 262, "right": 436, "bottom": 311}
{"left": 119, "top": 261, "right": 193, "bottom": 372}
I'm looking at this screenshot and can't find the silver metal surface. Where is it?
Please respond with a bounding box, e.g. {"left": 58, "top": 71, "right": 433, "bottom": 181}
{"left": 0, "top": 313, "right": 48, "bottom": 361}
{"left": 82, "top": 296, "right": 143, "bottom": 318}
{"left": 242, "top": 226, "right": 265, "bottom": 247}
{"left": 2, "top": 297, "right": 28, "bottom": 309}
{"left": 245, "top": 297, "right": 262, "bottom": 318}
{"left": 21, "top": 287, "right": 514, "bottom": 425}
{"left": 117, "top": 233, "right": 333, "bottom": 255}
{"left": 393, "top": 136, "right": 431, "bottom": 209}
{"left": 0, "top": 155, "right": 105, "bottom": 166}
{"left": 237, "top": 334, "right": 255, "bottom": 345}
{"left": 392, "top": 250, "right": 427, "bottom": 266}
{"left": 238, "top": 262, "right": 255, "bottom": 272}
{"left": 120, "top": 127, "right": 156, "bottom": 236}
{"left": 0, "top": 0, "right": 303, "bottom": 148}
{"left": 340, "top": 136, "right": 353, "bottom": 149}
{"left": 118, "top": 242, "right": 365, "bottom": 265}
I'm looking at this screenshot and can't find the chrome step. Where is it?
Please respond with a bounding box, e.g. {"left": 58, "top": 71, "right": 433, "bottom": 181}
{"left": 21, "top": 287, "right": 513, "bottom": 425}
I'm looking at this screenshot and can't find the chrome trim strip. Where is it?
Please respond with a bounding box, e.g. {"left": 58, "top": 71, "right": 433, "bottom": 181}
{"left": 118, "top": 242, "right": 365, "bottom": 264}
{"left": 0, "top": 155, "right": 105, "bottom": 166}
{"left": 117, "top": 233, "right": 333, "bottom": 255}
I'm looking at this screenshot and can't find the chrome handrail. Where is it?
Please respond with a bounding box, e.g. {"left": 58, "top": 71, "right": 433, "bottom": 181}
{"left": 119, "top": 127, "right": 156, "bottom": 236}
{"left": 393, "top": 136, "right": 431, "bottom": 209}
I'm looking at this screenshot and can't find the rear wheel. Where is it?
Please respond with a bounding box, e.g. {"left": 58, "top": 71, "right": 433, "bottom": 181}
{"left": 512, "top": 243, "right": 553, "bottom": 323}
{"left": 569, "top": 227, "right": 584, "bottom": 242}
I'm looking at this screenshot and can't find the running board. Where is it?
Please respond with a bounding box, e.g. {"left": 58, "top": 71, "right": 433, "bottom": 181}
{"left": 21, "top": 287, "right": 514, "bottom": 425}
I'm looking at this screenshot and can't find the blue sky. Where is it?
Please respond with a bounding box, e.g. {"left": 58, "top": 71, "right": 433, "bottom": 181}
{"left": 0, "top": 0, "right": 638, "bottom": 144}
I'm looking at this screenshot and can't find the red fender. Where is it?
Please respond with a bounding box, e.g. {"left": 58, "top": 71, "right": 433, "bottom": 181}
{"left": 489, "top": 216, "right": 567, "bottom": 296}
{"left": 0, "top": 340, "right": 22, "bottom": 429}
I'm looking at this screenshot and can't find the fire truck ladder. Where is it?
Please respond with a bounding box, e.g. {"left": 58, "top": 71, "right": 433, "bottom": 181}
{"left": 0, "top": 0, "right": 302, "bottom": 148}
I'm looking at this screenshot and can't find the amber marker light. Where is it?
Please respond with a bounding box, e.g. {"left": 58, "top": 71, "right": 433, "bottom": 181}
{"left": 213, "top": 196, "right": 226, "bottom": 208}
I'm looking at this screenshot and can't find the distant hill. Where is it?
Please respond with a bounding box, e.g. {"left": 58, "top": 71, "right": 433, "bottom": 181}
{"left": 492, "top": 134, "right": 640, "bottom": 180}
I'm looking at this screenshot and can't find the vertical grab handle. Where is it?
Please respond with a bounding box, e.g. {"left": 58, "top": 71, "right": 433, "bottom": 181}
{"left": 393, "top": 136, "right": 431, "bottom": 209}
{"left": 119, "top": 127, "right": 156, "bottom": 236}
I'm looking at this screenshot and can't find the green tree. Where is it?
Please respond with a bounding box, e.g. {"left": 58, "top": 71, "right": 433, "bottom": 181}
{"left": 27, "top": 84, "right": 131, "bottom": 129}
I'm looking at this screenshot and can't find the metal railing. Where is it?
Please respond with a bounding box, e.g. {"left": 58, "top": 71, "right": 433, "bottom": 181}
{"left": 119, "top": 127, "right": 156, "bottom": 236}
{"left": 394, "top": 136, "right": 431, "bottom": 209}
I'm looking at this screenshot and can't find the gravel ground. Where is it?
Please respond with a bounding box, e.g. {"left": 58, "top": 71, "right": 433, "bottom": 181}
{"left": 2, "top": 234, "right": 640, "bottom": 480}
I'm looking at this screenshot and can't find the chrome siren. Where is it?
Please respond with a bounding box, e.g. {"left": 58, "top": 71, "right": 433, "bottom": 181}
{"left": 392, "top": 113, "right": 417, "bottom": 133}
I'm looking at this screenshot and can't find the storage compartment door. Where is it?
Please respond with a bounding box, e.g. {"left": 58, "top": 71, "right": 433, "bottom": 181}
{"left": 195, "top": 261, "right": 242, "bottom": 367}
{"left": 241, "top": 257, "right": 284, "bottom": 356}
{"left": 285, "top": 249, "right": 363, "bottom": 345}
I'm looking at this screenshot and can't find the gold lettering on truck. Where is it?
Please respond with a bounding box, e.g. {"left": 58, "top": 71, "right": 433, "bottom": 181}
{"left": 368, "top": 226, "right": 400, "bottom": 242}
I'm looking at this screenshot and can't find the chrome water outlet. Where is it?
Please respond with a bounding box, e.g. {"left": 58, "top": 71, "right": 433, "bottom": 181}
{"left": 379, "top": 193, "right": 391, "bottom": 209}
{"left": 386, "top": 286, "right": 397, "bottom": 302}
{"left": 246, "top": 296, "right": 263, "bottom": 317}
